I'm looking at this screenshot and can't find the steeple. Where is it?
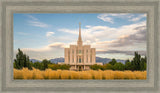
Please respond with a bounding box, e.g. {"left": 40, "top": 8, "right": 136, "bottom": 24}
{"left": 77, "top": 22, "right": 82, "bottom": 46}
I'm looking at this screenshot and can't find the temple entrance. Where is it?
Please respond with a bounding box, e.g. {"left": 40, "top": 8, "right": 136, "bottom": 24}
{"left": 78, "top": 66, "right": 83, "bottom": 71}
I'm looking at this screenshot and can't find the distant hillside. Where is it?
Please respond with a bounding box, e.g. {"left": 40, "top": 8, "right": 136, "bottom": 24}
{"left": 30, "top": 59, "right": 41, "bottom": 63}
{"left": 96, "top": 57, "right": 111, "bottom": 64}
{"left": 50, "top": 57, "right": 64, "bottom": 64}
{"left": 30, "top": 58, "right": 64, "bottom": 64}
{"left": 30, "top": 57, "right": 125, "bottom": 64}
{"left": 96, "top": 57, "right": 125, "bottom": 64}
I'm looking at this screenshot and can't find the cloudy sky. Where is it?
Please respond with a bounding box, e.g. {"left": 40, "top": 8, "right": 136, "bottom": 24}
{"left": 14, "top": 13, "right": 147, "bottom": 60}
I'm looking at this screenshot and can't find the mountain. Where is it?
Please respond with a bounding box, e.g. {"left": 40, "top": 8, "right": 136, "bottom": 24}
{"left": 96, "top": 57, "right": 112, "bottom": 64}
{"left": 96, "top": 57, "right": 126, "bottom": 64}
{"left": 30, "top": 59, "right": 41, "bottom": 63}
{"left": 30, "top": 58, "right": 64, "bottom": 64}
{"left": 30, "top": 57, "right": 125, "bottom": 64}
{"left": 116, "top": 59, "right": 126, "bottom": 64}
{"left": 50, "top": 57, "right": 64, "bottom": 64}
{"left": 48, "top": 57, "right": 125, "bottom": 64}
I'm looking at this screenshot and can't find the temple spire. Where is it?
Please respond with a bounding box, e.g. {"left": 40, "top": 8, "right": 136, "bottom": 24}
{"left": 78, "top": 22, "right": 82, "bottom": 41}
{"left": 77, "top": 22, "right": 82, "bottom": 46}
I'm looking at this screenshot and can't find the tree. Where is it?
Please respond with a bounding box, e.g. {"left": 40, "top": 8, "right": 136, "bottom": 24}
{"left": 140, "top": 57, "right": 147, "bottom": 71}
{"left": 144, "top": 56, "right": 147, "bottom": 63}
{"left": 59, "top": 64, "right": 70, "bottom": 70}
{"left": 109, "top": 59, "right": 117, "bottom": 65}
{"left": 14, "top": 48, "right": 32, "bottom": 70}
{"left": 90, "top": 64, "right": 103, "bottom": 70}
{"left": 27, "top": 61, "right": 33, "bottom": 70}
{"left": 13, "top": 62, "right": 16, "bottom": 68}
{"left": 124, "top": 59, "right": 133, "bottom": 70}
{"left": 131, "top": 52, "right": 141, "bottom": 70}
{"left": 42, "top": 59, "right": 51, "bottom": 70}
{"left": 103, "top": 63, "right": 113, "bottom": 70}
{"left": 52, "top": 64, "right": 60, "bottom": 70}
{"left": 14, "top": 48, "right": 24, "bottom": 69}
{"left": 125, "top": 62, "right": 133, "bottom": 70}
{"left": 33, "top": 62, "right": 44, "bottom": 70}
{"left": 113, "top": 62, "right": 125, "bottom": 71}
{"left": 143, "top": 62, "right": 147, "bottom": 70}
{"left": 48, "top": 64, "right": 70, "bottom": 70}
{"left": 125, "top": 59, "right": 130, "bottom": 64}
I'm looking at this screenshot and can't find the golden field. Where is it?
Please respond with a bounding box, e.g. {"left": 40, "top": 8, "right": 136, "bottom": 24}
{"left": 14, "top": 68, "right": 147, "bottom": 80}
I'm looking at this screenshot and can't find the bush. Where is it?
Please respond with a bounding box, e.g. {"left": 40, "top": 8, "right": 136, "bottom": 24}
{"left": 48, "top": 64, "right": 70, "bottom": 70}
{"left": 113, "top": 62, "right": 125, "bottom": 71}
{"left": 90, "top": 64, "right": 103, "bottom": 70}
{"left": 103, "top": 63, "right": 113, "bottom": 70}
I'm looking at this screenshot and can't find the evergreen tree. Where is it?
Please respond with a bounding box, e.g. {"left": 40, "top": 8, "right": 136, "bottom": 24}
{"left": 131, "top": 52, "right": 142, "bottom": 70}
{"left": 14, "top": 48, "right": 24, "bottom": 69}
{"left": 14, "top": 48, "right": 32, "bottom": 70}
{"left": 140, "top": 57, "right": 146, "bottom": 71}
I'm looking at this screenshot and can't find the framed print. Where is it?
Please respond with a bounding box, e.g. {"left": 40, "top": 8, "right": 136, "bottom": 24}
{"left": 0, "top": 0, "right": 160, "bottom": 93}
{"left": 13, "top": 13, "right": 147, "bottom": 80}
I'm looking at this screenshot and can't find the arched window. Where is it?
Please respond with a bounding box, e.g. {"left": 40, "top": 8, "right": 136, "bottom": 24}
{"left": 79, "top": 58, "right": 81, "bottom": 63}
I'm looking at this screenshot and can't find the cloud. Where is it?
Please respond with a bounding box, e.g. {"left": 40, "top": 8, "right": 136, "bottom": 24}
{"left": 109, "top": 25, "right": 146, "bottom": 47}
{"left": 17, "top": 14, "right": 146, "bottom": 60}
{"left": 58, "top": 29, "right": 78, "bottom": 34}
{"left": 58, "top": 21, "right": 146, "bottom": 43}
{"left": 96, "top": 50, "right": 146, "bottom": 56}
{"left": 26, "top": 15, "right": 38, "bottom": 20}
{"left": 57, "top": 21, "right": 146, "bottom": 57}
{"left": 14, "top": 42, "right": 66, "bottom": 60}
{"left": 97, "top": 14, "right": 114, "bottom": 23}
{"left": 14, "top": 13, "right": 147, "bottom": 61}
{"left": 49, "top": 42, "right": 65, "bottom": 48}
{"left": 28, "top": 21, "right": 50, "bottom": 28}
{"left": 27, "top": 15, "right": 50, "bottom": 28}
{"left": 46, "top": 32, "right": 55, "bottom": 37}
{"left": 17, "top": 42, "right": 65, "bottom": 53}
{"left": 97, "top": 13, "right": 133, "bottom": 23}
{"left": 129, "top": 14, "right": 146, "bottom": 22}
{"left": 97, "top": 13, "right": 146, "bottom": 23}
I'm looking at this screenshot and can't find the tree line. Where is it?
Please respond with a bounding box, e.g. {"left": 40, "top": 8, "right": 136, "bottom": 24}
{"left": 14, "top": 49, "right": 70, "bottom": 70}
{"left": 14, "top": 48, "right": 146, "bottom": 71}
{"left": 90, "top": 52, "right": 147, "bottom": 71}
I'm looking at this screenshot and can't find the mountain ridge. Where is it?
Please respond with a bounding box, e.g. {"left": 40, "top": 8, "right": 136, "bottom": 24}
{"left": 30, "top": 57, "right": 126, "bottom": 64}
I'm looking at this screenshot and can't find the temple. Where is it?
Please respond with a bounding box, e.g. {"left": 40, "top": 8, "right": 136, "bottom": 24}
{"left": 59, "top": 23, "right": 102, "bottom": 71}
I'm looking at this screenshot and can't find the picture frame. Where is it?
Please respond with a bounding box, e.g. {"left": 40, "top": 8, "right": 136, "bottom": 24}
{"left": 0, "top": 0, "right": 159, "bottom": 93}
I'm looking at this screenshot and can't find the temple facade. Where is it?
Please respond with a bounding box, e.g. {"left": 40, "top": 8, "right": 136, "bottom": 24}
{"left": 59, "top": 23, "right": 102, "bottom": 71}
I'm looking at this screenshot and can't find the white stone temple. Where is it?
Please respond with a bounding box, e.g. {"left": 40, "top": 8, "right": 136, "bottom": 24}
{"left": 58, "top": 23, "right": 102, "bottom": 71}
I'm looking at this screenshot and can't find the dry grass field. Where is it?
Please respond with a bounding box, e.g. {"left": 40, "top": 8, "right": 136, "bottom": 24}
{"left": 14, "top": 68, "right": 147, "bottom": 80}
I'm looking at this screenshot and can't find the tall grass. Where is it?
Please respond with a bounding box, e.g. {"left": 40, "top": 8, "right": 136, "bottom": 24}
{"left": 14, "top": 68, "right": 147, "bottom": 80}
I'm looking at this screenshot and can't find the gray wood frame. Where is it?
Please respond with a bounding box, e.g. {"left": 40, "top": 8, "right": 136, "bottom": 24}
{"left": 0, "top": 0, "right": 159, "bottom": 93}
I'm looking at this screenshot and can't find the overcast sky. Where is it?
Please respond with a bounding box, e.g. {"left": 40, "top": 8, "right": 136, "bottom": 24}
{"left": 14, "top": 13, "right": 147, "bottom": 60}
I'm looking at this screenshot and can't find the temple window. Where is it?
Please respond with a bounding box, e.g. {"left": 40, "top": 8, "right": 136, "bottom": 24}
{"left": 79, "top": 58, "right": 81, "bottom": 63}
